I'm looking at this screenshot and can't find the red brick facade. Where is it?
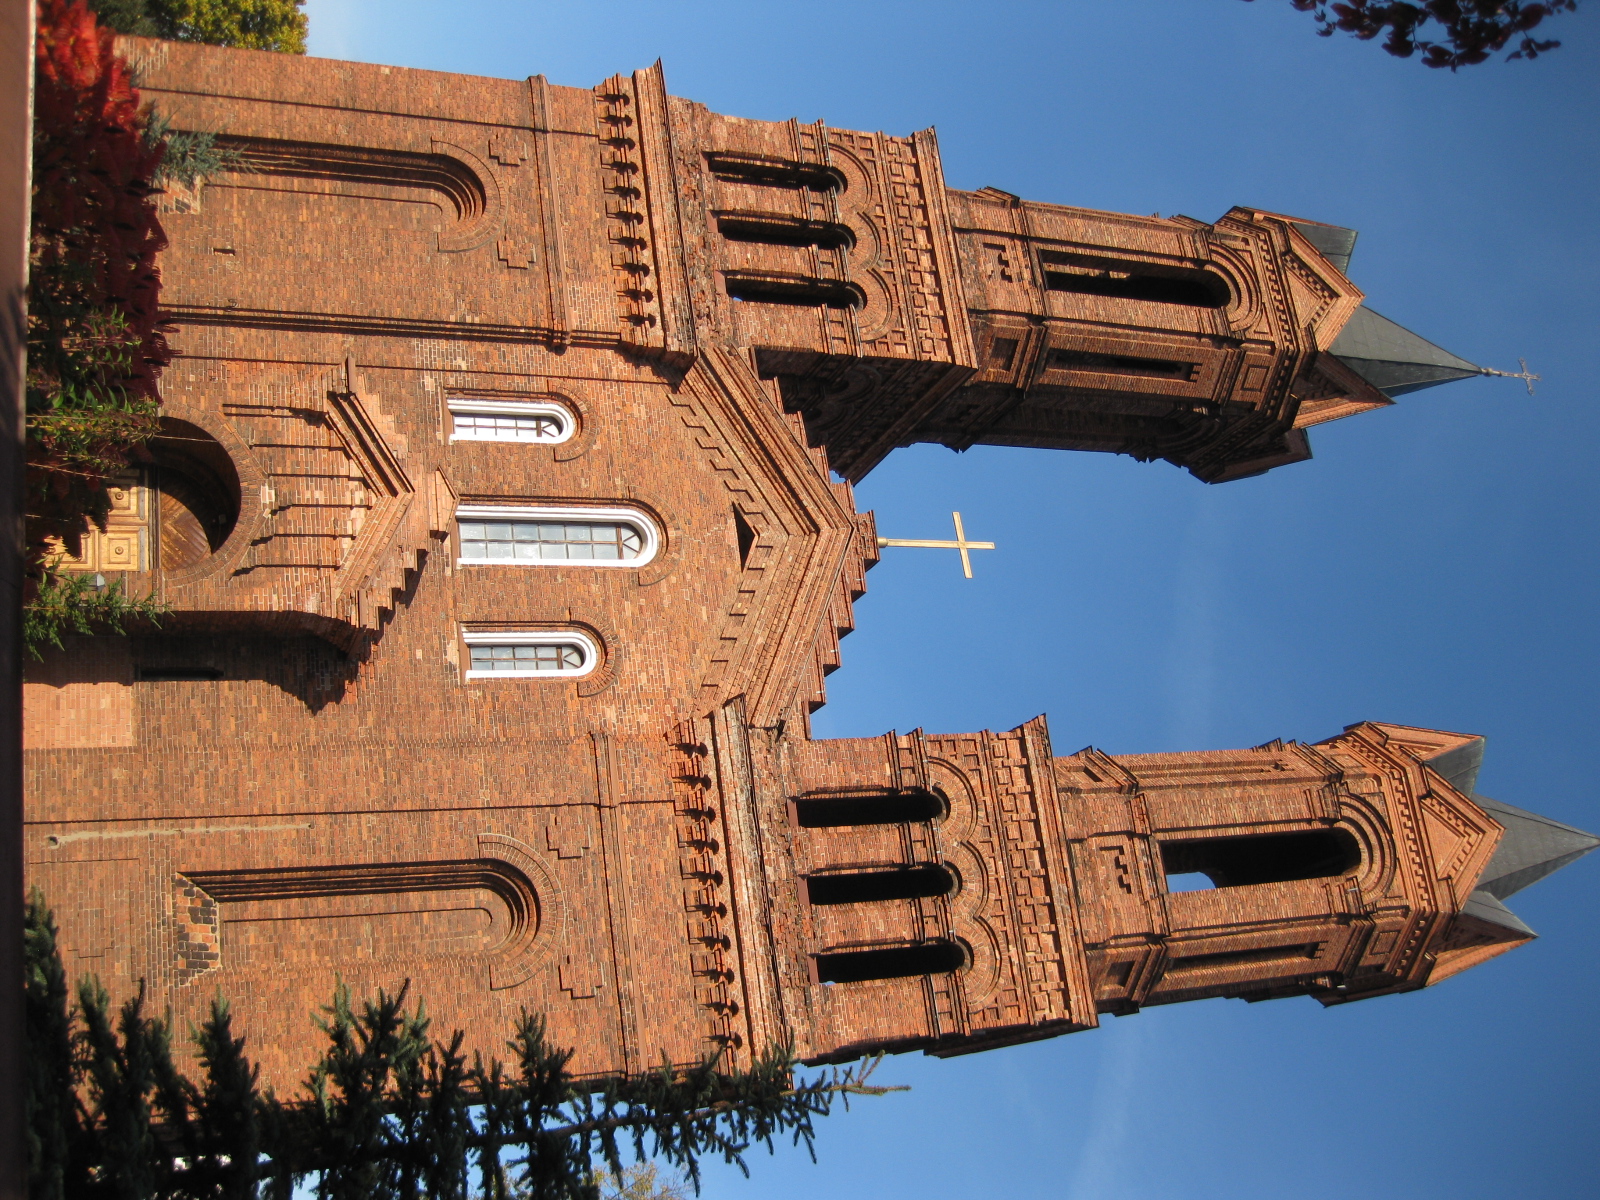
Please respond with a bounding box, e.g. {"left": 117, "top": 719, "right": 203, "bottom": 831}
{"left": 21, "top": 40, "right": 1552, "bottom": 1088}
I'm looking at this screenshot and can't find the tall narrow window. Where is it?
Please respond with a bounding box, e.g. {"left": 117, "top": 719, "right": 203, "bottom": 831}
{"left": 1159, "top": 829, "right": 1360, "bottom": 890}
{"left": 448, "top": 398, "right": 573, "bottom": 444}
{"left": 793, "top": 788, "right": 947, "bottom": 829}
{"left": 462, "top": 630, "right": 597, "bottom": 679}
{"left": 814, "top": 939, "right": 967, "bottom": 984}
{"left": 806, "top": 865, "right": 955, "bottom": 907}
{"left": 1039, "top": 250, "right": 1229, "bottom": 309}
{"left": 455, "top": 506, "right": 659, "bottom": 568}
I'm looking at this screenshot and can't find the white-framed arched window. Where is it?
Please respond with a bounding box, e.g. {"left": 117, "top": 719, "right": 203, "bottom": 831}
{"left": 454, "top": 505, "right": 660, "bottom": 568}
{"left": 461, "top": 628, "right": 599, "bottom": 679}
{"left": 448, "top": 397, "right": 574, "bottom": 444}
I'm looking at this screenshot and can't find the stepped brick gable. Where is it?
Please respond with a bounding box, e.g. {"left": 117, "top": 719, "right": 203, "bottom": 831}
{"left": 23, "top": 39, "right": 1593, "bottom": 1088}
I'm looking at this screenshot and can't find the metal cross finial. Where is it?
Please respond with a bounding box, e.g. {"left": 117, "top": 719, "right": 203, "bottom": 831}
{"left": 1481, "top": 358, "right": 1541, "bottom": 396}
{"left": 876, "top": 511, "right": 996, "bottom": 579}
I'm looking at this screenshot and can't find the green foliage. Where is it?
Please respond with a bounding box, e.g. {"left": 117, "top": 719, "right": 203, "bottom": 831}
{"left": 24, "top": 892, "right": 78, "bottom": 1200}
{"left": 86, "top": 0, "right": 308, "bottom": 53}
{"left": 265, "top": 981, "right": 474, "bottom": 1199}
{"left": 24, "top": 895, "right": 899, "bottom": 1198}
{"left": 145, "top": 109, "right": 246, "bottom": 188}
{"left": 23, "top": 568, "right": 165, "bottom": 660}
{"left": 23, "top": 298, "right": 164, "bottom": 557}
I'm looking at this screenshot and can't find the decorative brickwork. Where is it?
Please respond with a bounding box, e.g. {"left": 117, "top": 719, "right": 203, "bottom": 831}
{"left": 172, "top": 876, "right": 220, "bottom": 985}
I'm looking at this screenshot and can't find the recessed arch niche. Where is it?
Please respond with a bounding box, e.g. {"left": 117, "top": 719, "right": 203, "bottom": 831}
{"left": 145, "top": 418, "right": 241, "bottom": 570}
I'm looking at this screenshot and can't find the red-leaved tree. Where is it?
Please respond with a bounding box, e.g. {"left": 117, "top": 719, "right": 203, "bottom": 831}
{"left": 27, "top": 0, "right": 170, "bottom": 572}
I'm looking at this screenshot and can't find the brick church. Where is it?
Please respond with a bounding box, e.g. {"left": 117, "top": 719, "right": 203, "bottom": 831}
{"left": 22, "top": 38, "right": 1597, "bottom": 1087}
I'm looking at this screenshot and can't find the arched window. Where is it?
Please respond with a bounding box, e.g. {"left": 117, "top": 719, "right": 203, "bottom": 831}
{"left": 805, "top": 864, "right": 955, "bottom": 907}
{"left": 454, "top": 505, "right": 659, "bottom": 568}
{"left": 793, "top": 788, "right": 947, "bottom": 829}
{"left": 461, "top": 629, "right": 597, "bottom": 679}
{"left": 1039, "top": 250, "right": 1230, "bottom": 309}
{"left": 448, "top": 398, "right": 573, "bottom": 444}
{"left": 1159, "top": 828, "right": 1360, "bottom": 891}
{"left": 814, "top": 939, "right": 967, "bottom": 984}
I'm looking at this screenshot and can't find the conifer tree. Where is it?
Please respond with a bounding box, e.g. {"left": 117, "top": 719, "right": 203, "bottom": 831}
{"left": 24, "top": 896, "right": 897, "bottom": 1199}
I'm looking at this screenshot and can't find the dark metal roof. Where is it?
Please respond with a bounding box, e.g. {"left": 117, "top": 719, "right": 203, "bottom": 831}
{"left": 1462, "top": 888, "right": 1537, "bottom": 938}
{"left": 1426, "top": 735, "right": 1485, "bottom": 797}
{"left": 1289, "top": 220, "right": 1359, "bottom": 275}
{"left": 1418, "top": 740, "right": 1597, "bottom": 939}
{"left": 1330, "top": 306, "right": 1482, "bottom": 397}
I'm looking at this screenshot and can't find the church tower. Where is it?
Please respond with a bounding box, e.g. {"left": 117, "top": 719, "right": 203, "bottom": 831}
{"left": 697, "top": 714, "right": 1595, "bottom": 1061}
{"left": 22, "top": 40, "right": 1586, "bottom": 1089}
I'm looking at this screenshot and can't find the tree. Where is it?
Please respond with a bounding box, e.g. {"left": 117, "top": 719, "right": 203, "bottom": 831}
{"left": 594, "top": 1163, "right": 690, "bottom": 1200}
{"left": 1245, "top": 0, "right": 1580, "bottom": 67}
{"left": 85, "top": 0, "right": 307, "bottom": 53}
{"left": 24, "top": 0, "right": 303, "bottom": 660}
{"left": 29, "top": 0, "right": 171, "bottom": 570}
{"left": 23, "top": 893, "right": 897, "bottom": 1199}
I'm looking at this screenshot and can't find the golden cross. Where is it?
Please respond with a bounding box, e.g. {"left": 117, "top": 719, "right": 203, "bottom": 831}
{"left": 876, "top": 511, "right": 995, "bottom": 579}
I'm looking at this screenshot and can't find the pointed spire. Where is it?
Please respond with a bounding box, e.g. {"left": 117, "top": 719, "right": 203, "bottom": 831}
{"left": 1469, "top": 794, "right": 1600, "bottom": 901}
{"left": 1330, "top": 306, "right": 1483, "bottom": 397}
{"left": 1415, "top": 738, "right": 1598, "bottom": 953}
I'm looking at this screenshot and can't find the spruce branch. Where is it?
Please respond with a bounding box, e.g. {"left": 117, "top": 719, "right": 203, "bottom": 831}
{"left": 23, "top": 567, "right": 166, "bottom": 660}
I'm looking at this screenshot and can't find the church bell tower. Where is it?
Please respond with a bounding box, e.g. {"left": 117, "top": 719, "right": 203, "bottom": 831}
{"left": 708, "top": 717, "right": 1596, "bottom": 1061}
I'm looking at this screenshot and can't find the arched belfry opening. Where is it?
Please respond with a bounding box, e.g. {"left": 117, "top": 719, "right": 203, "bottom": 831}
{"left": 814, "top": 939, "right": 967, "bottom": 984}
{"left": 146, "top": 419, "right": 241, "bottom": 570}
{"left": 724, "top": 272, "right": 864, "bottom": 310}
{"left": 1039, "top": 250, "right": 1231, "bottom": 309}
{"left": 1160, "top": 828, "right": 1360, "bottom": 890}
{"left": 805, "top": 864, "right": 955, "bottom": 906}
{"left": 705, "top": 153, "right": 844, "bottom": 194}
{"left": 716, "top": 212, "right": 854, "bottom": 250}
{"left": 793, "top": 787, "right": 947, "bottom": 829}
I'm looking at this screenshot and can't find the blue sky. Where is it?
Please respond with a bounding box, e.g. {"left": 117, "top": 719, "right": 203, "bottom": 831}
{"left": 307, "top": 4, "right": 1600, "bottom": 1196}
